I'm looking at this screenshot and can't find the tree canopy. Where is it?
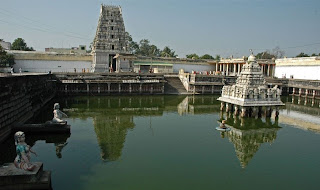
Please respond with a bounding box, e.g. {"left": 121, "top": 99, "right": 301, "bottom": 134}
{"left": 160, "top": 46, "right": 176, "bottom": 57}
{"left": 186, "top": 53, "right": 200, "bottom": 59}
{"left": 11, "top": 38, "right": 34, "bottom": 51}
{"left": 296, "top": 52, "right": 309, "bottom": 57}
{"left": 0, "top": 45, "right": 15, "bottom": 67}
{"left": 200, "top": 54, "right": 214, "bottom": 59}
{"left": 255, "top": 46, "right": 285, "bottom": 59}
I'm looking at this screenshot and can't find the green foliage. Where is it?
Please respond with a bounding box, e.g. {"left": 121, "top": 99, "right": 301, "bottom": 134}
{"left": 296, "top": 52, "right": 309, "bottom": 57}
{"left": 135, "top": 39, "right": 160, "bottom": 57}
{"left": 186, "top": 53, "right": 200, "bottom": 59}
{"left": 200, "top": 54, "right": 214, "bottom": 59}
{"left": 215, "top": 55, "right": 221, "bottom": 61}
{"left": 0, "top": 45, "right": 15, "bottom": 67}
{"left": 256, "top": 51, "right": 276, "bottom": 59}
{"left": 160, "top": 46, "right": 176, "bottom": 57}
{"left": 11, "top": 38, "right": 34, "bottom": 51}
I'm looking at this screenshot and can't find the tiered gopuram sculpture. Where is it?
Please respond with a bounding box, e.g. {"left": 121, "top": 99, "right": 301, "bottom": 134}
{"left": 218, "top": 53, "right": 284, "bottom": 117}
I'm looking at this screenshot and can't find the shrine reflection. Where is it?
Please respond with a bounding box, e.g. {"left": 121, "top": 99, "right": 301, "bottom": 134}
{"left": 218, "top": 112, "right": 280, "bottom": 168}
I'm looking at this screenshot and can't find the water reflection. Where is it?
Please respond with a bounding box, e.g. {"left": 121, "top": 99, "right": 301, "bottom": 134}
{"left": 219, "top": 112, "right": 280, "bottom": 168}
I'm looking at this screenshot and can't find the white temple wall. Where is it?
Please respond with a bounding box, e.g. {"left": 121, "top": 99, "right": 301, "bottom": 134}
{"left": 275, "top": 66, "right": 320, "bottom": 80}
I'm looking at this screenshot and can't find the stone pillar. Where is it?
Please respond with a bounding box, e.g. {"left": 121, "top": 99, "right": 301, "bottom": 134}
{"left": 272, "top": 64, "right": 275, "bottom": 77}
{"left": 220, "top": 102, "right": 225, "bottom": 111}
{"left": 211, "top": 86, "right": 214, "bottom": 94}
{"left": 234, "top": 63, "right": 237, "bottom": 75}
{"left": 226, "top": 103, "right": 230, "bottom": 112}
{"left": 220, "top": 64, "right": 222, "bottom": 72}
{"left": 223, "top": 64, "right": 226, "bottom": 75}
{"left": 267, "top": 65, "right": 270, "bottom": 77}
{"left": 226, "top": 64, "right": 229, "bottom": 76}
{"left": 202, "top": 86, "right": 205, "bottom": 94}
{"left": 241, "top": 107, "right": 246, "bottom": 117}
{"left": 98, "top": 84, "right": 100, "bottom": 94}
{"left": 313, "top": 90, "right": 316, "bottom": 98}
{"left": 64, "top": 84, "right": 68, "bottom": 93}
{"left": 151, "top": 84, "right": 153, "bottom": 94}
{"left": 216, "top": 63, "right": 218, "bottom": 72}
{"left": 118, "top": 83, "right": 121, "bottom": 93}
{"left": 292, "top": 88, "right": 295, "bottom": 95}
{"left": 108, "top": 83, "right": 111, "bottom": 94}
{"left": 87, "top": 83, "right": 90, "bottom": 94}
{"left": 252, "top": 107, "right": 257, "bottom": 118}
{"left": 238, "top": 64, "right": 241, "bottom": 75}
{"left": 129, "top": 84, "right": 132, "bottom": 94}
{"left": 305, "top": 89, "right": 308, "bottom": 97}
{"left": 234, "top": 106, "right": 239, "bottom": 116}
{"left": 299, "top": 88, "right": 302, "bottom": 97}
{"left": 162, "top": 84, "right": 165, "bottom": 94}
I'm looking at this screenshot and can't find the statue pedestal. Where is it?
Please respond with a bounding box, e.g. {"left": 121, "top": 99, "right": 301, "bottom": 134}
{"left": 0, "top": 162, "right": 51, "bottom": 190}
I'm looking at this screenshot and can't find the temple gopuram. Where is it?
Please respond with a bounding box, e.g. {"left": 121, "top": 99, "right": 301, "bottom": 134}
{"left": 218, "top": 53, "right": 284, "bottom": 117}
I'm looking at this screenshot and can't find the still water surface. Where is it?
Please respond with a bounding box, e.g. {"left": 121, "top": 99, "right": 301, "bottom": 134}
{"left": 1, "top": 95, "right": 320, "bottom": 190}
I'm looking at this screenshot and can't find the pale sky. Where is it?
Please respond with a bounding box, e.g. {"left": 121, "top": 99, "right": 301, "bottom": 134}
{"left": 0, "top": 0, "right": 319, "bottom": 58}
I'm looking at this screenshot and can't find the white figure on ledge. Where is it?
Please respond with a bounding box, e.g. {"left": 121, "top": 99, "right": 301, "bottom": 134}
{"left": 52, "top": 103, "right": 68, "bottom": 124}
{"left": 14, "top": 131, "right": 37, "bottom": 171}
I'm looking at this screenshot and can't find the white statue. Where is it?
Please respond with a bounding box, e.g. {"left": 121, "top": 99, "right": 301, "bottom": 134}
{"left": 14, "top": 131, "right": 37, "bottom": 171}
{"left": 52, "top": 103, "right": 68, "bottom": 124}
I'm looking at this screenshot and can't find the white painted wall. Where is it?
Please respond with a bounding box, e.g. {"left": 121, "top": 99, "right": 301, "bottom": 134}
{"left": 275, "top": 66, "right": 320, "bottom": 80}
{"left": 13, "top": 60, "right": 92, "bottom": 73}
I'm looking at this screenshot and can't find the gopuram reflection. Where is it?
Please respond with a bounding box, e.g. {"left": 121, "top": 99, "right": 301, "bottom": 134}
{"left": 218, "top": 112, "right": 280, "bottom": 168}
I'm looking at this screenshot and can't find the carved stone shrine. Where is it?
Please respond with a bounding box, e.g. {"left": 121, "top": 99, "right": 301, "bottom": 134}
{"left": 217, "top": 53, "right": 284, "bottom": 117}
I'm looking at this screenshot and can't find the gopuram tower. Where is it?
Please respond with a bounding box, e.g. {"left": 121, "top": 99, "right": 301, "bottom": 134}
{"left": 91, "top": 5, "right": 129, "bottom": 72}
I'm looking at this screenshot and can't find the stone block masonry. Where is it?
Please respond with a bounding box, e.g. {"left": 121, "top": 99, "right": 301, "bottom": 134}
{"left": 0, "top": 74, "right": 56, "bottom": 143}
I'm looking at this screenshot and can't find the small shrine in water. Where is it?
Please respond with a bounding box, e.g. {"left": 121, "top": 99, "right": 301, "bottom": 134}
{"left": 218, "top": 53, "right": 284, "bottom": 117}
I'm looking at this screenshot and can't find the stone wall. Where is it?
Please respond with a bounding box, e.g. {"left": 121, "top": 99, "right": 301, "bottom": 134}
{"left": 0, "top": 74, "right": 56, "bottom": 142}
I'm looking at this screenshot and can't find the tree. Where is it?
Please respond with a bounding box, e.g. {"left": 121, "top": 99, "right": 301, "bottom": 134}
{"left": 186, "top": 53, "right": 199, "bottom": 59}
{"left": 256, "top": 51, "right": 276, "bottom": 59}
{"left": 11, "top": 38, "right": 34, "bottom": 51}
{"left": 160, "top": 46, "right": 176, "bottom": 57}
{"left": 296, "top": 52, "right": 309, "bottom": 57}
{"left": 200, "top": 54, "right": 214, "bottom": 59}
{"left": 215, "top": 55, "right": 221, "bottom": 61}
{"left": 125, "top": 32, "right": 139, "bottom": 54}
{"left": 311, "top": 53, "right": 317, "bottom": 56}
{"left": 272, "top": 46, "right": 285, "bottom": 58}
{"left": 0, "top": 45, "right": 15, "bottom": 67}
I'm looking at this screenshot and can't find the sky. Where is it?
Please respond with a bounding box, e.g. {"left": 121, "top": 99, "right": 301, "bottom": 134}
{"left": 0, "top": 0, "right": 320, "bottom": 58}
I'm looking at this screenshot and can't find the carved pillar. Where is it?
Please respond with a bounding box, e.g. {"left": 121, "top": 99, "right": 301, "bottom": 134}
{"left": 299, "top": 88, "right": 302, "bottom": 97}
{"left": 139, "top": 84, "right": 142, "bottom": 94}
{"left": 211, "top": 86, "right": 214, "bottom": 94}
{"left": 305, "top": 89, "right": 308, "bottom": 97}
{"left": 226, "top": 64, "right": 229, "bottom": 76}
{"left": 129, "top": 84, "right": 132, "bottom": 94}
{"left": 292, "top": 88, "right": 295, "bottom": 95}
{"left": 234, "top": 106, "right": 239, "bottom": 116}
{"left": 220, "top": 102, "right": 225, "bottom": 111}
{"left": 240, "top": 107, "right": 246, "bottom": 117}
{"left": 87, "top": 83, "right": 90, "bottom": 94}
{"left": 265, "top": 107, "right": 272, "bottom": 118}
{"left": 272, "top": 64, "right": 275, "bottom": 77}
{"left": 223, "top": 64, "right": 226, "bottom": 75}
{"left": 226, "top": 103, "right": 230, "bottom": 112}
{"left": 267, "top": 65, "right": 270, "bottom": 77}
{"left": 202, "top": 86, "right": 205, "bottom": 94}
{"left": 313, "top": 90, "right": 316, "bottom": 98}
{"left": 108, "top": 83, "right": 111, "bottom": 94}
{"left": 234, "top": 64, "right": 237, "bottom": 75}
{"left": 98, "top": 84, "right": 100, "bottom": 94}
{"left": 64, "top": 84, "right": 68, "bottom": 94}
{"left": 118, "top": 83, "right": 121, "bottom": 93}
{"left": 252, "top": 107, "right": 257, "bottom": 118}
{"left": 151, "top": 84, "right": 153, "bottom": 94}
{"left": 216, "top": 63, "right": 218, "bottom": 72}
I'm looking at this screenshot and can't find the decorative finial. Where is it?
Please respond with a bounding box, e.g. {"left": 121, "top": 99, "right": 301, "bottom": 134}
{"left": 249, "top": 49, "right": 253, "bottom": 55}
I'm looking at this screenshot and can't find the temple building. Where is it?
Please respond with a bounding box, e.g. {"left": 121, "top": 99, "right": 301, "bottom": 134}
{"left": 218, "top": 53, "right": 284, "bottom": 117}
{"left": 208, "top": 57, "right": 276, "bottom": 77}
{"left": 91, "top": 5, "right": 129, "bottom": 72}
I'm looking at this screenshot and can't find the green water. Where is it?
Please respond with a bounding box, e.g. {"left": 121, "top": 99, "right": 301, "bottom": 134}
{"left": 1, "top": 95, "right": 320, "bottom": 190}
